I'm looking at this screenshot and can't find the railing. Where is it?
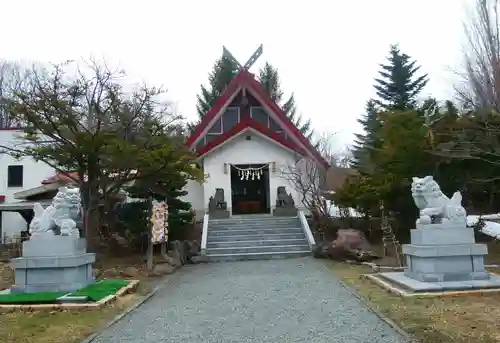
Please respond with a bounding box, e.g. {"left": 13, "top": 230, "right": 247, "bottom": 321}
{"left": 200, "top": 213, "right": 209, "bottom": 256}
{"left": 298, "top": 211, "right": 316, "bottom": 251}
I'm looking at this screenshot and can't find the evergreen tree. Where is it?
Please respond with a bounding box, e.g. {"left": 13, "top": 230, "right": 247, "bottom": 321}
{"left": 351, "top": 100, "right": 381, "bottom": 171}
{"left": 195, "top": 56, "right": 239, "bottom": 120}
{"left": 374, "top": 44, "right": 429, "bottom": 111}
{"left": 161, "top": 174, "right": 195, "bottom": 240}
{"left": 127, "top": 169, "right": 198, "bottom": 241}
{"left": 258, "top": 62, "right": 313, "bottom": 139}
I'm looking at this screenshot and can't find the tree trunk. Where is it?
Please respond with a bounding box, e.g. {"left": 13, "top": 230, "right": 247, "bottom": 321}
{"left": 81, "top": 179, "right": 101, "bottom": 252}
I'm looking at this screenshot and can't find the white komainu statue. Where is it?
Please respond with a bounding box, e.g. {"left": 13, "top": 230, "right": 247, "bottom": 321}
{"left": 29, "top": 186, "right": 81, "bottom": 238}
{"left": 411, "top": 176, "right": 467, "bottom": 225}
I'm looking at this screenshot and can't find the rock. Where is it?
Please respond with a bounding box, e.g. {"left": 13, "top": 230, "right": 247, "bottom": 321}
{"left": 329, "top": 229, "right": 379, "bottom": 262}
{"left": 110, "top": 232, "right": 129, "bottom": 247}
{"left": 190, "top": 255, "right": 205, "bottom": 264}
{"left": 163, "top": 255, "right": 181, "bottom": 268}
{"left": 170, "top": 240, "right": 187, "bottom": 265}
{"left": 166, "top": 251, "right": 182, "bottom": 267}
{"left": 101, "top": 267, "right": 120, "bottom": 278}
{"left": 0, "top": 252, "right": 10, "bottom": 263}
{"left": 147, "top": 270, "right": 162, "bottom": 277}
{"left": 0, "top": 262, "right": 14, "bottom": 290}
{"left": 185, "top": 240, "right": 200, "bottom": 257}
{"left": 121, "top": 266, "right": 139, "bottom": 278}
{"left": 153, "top": 263, "right": 175, "bottom": 275}
{"left": 92, "top": 268, "right": 102, "bottom": 279}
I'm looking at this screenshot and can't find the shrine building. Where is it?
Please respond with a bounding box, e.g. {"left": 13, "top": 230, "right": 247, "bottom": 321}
{"left": 182, "top": 46, "right": 328, "bottom": 219}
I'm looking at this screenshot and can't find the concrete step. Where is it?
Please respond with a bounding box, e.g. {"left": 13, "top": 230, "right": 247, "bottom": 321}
{"left": 209, "top": 215, "right": 297, "bottom": 222}
{"left": 205, "top": 250, "right": 311, "bottom": 262}
{"left": 207, "top": 238, "right": 308, "bottom": 249}
{"left": 208, "top": 232, "right": 306, "bottom": 242}
{"left": 208, "top": 227, "right": 303, "bottom": 236}
{"left": 209, "top": 222, "right": 300, "bottom": 230}
{"left": 206, "top": 244, "right": 310, "bottom": 255}
{"left": 209, "top": 217, "right": 299, "bottom": 226}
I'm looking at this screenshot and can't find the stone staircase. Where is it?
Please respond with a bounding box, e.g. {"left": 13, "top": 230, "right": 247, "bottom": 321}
{"left": 205, "top": 215, "right": 311, "bottom": 262}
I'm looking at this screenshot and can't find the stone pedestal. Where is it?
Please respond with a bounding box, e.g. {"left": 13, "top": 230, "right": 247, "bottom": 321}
{"left": 209, "top": 209, "right": 230, "bottom": 219}
{"left": 10, "top": 236, "right": 96, "bottom": 293}
{"left": 403, "top": 223, "right": 490, "bottom": 282}
{"left": 380, "top": 223, "right": 500, "bottom": 292}
{"left": 273, "top": 207, "right": 298, "bottom": 217}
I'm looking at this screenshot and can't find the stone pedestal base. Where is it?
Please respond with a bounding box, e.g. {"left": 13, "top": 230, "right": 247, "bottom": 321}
{"left": 10, "top": 236, "right": 95, "bottom": 293}
{"left": 379, "top": 271, "right": 500, "bottom": 293}
{"left": 403, "top": 224, "right": 490, "bottom": 283}
{"left": 209, "top": 209, "right": 230, "bottom": 219}
{"left": 273, "top": 207, "right": 297, "bottom": 217}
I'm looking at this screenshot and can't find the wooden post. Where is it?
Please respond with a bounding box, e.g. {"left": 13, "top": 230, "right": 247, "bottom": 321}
{"left": 161, "top": 200, "right": 168, "bottom": 259}
{"left": 161, "top": 241, "right": 167, "bottom": 259}
{"left": 146, "top": 193, "right": 154, "bottom": 271}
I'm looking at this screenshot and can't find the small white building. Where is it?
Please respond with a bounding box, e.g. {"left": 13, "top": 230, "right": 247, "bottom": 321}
{"left": 183, "top": 71, "right": 328, "bottom": 219}
{"left": 0, "top": 130, "right": 55, "bottom": 240}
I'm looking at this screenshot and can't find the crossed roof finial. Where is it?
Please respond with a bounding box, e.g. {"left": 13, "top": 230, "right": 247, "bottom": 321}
{"left": 222, "top": 44, "right": 263, "bottom": 72}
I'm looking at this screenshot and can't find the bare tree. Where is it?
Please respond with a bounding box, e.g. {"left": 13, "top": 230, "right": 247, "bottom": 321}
{"left": 456, "top": 0, "right": 500, "bottom": 111}
{"left": 331, "top": 146, "right": 353, "bottom": 168}
{"left": 1, "top": 59, "right": 198, "bottom": 249}
{"left": 0, "top": 60, "right": 32, "bottom": 128}
{"left": 281, "top": 133, "right": 335, "bottom": 217}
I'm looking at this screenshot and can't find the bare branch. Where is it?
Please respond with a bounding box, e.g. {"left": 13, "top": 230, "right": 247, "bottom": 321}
{"left": 280, "top": 133, "right": 335, "bottom": 217}
{"left": 456, "top": 0, "right": 500, "bottom": 111}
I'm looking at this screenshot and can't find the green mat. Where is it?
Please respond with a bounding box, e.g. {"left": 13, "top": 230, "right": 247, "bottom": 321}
{"left": 70, "top": 279, "right": 130, "bottom": 301}
{"left": 0, "top": 279, "right": 130, "bottom": 304}
{"left": 0, "top": 292, "right": 67, "bottom": 304}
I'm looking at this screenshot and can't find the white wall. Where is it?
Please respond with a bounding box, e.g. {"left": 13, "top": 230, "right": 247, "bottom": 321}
{"left": 0, "top": 130, "right": 55, "bottom": 240}
{"left": 179, "top": 179, "right": 204, "bottom": 220}
{"left": 187, "top": 131, "right": 305, "bottom": 215}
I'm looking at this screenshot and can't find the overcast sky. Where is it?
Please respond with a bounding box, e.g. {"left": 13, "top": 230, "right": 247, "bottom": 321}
{"left": 1, "top": 0, "right": 469, "bottom": 148}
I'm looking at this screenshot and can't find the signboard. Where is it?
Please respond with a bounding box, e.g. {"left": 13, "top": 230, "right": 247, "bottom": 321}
{"left": 150, "top": 200, "right": 168, "bottom": 244}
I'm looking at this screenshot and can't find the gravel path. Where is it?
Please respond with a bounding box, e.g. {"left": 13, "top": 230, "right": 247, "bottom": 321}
{"left": 92, "top": 258, "right": 409, "bottom": 343}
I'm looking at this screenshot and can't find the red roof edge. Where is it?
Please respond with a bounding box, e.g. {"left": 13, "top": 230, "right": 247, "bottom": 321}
{"left": 186, "top": 72, "right": 245, "bottom": 147}
{"left": 196, "top": 118, "right": 307, "bottom": 157}
{"left": 41, "top": 172, "right": 79, "bottom": 185}
{"left": 187, "top": 70, "right": 329, "bottom": 169}
{"left": 242, "top": 72, "right": 329, "bottom": 169}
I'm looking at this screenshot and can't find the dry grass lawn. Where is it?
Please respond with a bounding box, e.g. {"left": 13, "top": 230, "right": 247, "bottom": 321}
{"left": 0, "top": 253, "right": 159, "bottom": 343}
{"left": 0, "top": 285, "right": 152, "bottom": 343}
{"left": 329, "top": 261, "right": 500, "bottom": 343}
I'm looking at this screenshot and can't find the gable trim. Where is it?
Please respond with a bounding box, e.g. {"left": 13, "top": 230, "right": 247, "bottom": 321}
{"left": 245, "top": 88, "right": 315, "bottom": 161}
{"left": 195, "top": 106, "right": 241, "bottom": 147}
{"left": 186, "top": 72, "right": 247, "bottom": 146}
{"left": 197, "top": 127, "right": 301, "bottom": 159}
{"left": 190, "top": 87, "right": 242, "bottom": 147}
{"left": 186, "top": 70, "right": 329, "bottom": 169}
{"left": 196, "top": 118, "right": 307, "bottom": 158}
{"left": 243, "top": 73, "right": 329, "bottom": 168}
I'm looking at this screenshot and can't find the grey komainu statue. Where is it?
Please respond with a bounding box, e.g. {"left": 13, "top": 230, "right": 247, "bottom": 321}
{"left": 411, "top": 176, "right": 467, "bottom": 225}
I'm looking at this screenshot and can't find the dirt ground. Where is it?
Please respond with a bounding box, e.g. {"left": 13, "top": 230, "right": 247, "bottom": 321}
{"left": 329, "top": 242, "right": 500, "bottom": 343}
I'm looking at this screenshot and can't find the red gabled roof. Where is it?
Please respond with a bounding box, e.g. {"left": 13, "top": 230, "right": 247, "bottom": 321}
{"left": 197, "top": 118, "right": 307, "bottom": 157}
{"left": 41, "top": 172, "right": 79, "bottom": 185}
{"left": 187, "top": 71, "right": 329, "bottom": 168}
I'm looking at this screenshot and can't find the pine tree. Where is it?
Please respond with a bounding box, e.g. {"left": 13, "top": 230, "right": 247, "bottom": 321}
{"left": 374, "top": 44, "right": 429, "bottom": 111}
{"left": 127, "top": 173, "right": 196, "bottom": 241}
{"left": 258, "top": 62, "right": 313, "bottom": 140}
{"left": 195, "top": 56, "right": 239, "bottom": 120}
{"left": 351, "top": 100, "right": 381, "bottom": 171}
{"left": 162, "top": 175, "right": 195, "bottom": 241}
